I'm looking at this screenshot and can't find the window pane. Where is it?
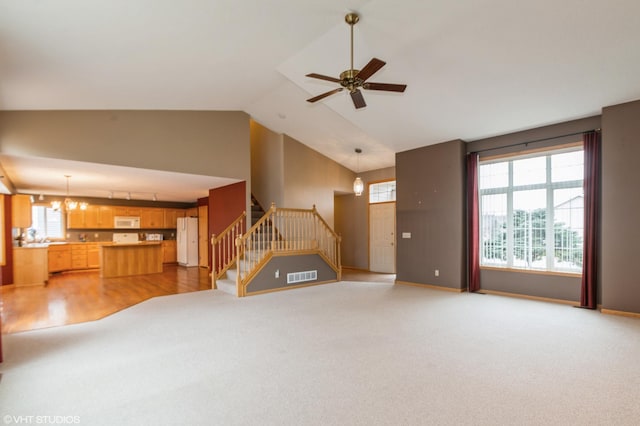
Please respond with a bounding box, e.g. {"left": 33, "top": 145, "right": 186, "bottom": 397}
{"left": 480, "top": 193, "right": 507, "bottom": 266}
{"left": 552, "top": 151, "right": 583, "bottom": 182}
{"left": 479, "top": 162, "right": 508, "bottom": 189}
{"left": 369, "top": 181, "right": 396, "bottom": 203}
{"left": 512, "top": 189, "right": 546, "bottom": 269}
{"left": 513, "top": 157, "right": 546, "bottom": 186}
{"left": 553, "top": 188, "right": 583, "bottom": 271}
{"left": 30, "top": 206, "right": 63, "bottom": 240}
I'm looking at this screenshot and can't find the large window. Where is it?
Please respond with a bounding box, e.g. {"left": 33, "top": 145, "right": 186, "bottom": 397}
{"left": 29, "top": 205, "right": 64, "bottom": 240}
{"left": 479, "top": 147, "right": 583, "bottom": 273}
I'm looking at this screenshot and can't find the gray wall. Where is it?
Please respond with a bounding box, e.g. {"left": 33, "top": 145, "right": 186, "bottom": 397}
{"left": 246, "top": 253, "right": 338, "bottom": 294}
{"left": 396, "top": 140, "right": 466, "bottom": 289}
{"left": 601, "top": 99, "right": 640, "bottom": 313}
{"left": 466, "top": 116, "right": 600, "bottom": 301}
{"left": 335, "top": 167, "right": 395, "bottom": 270}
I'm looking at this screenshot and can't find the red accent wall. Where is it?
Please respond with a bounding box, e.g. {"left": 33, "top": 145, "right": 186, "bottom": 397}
{"left": 1, "top": 195, "right": 14, "bottom": 285}
{"left": 0, "top": 195, "right": 12, "bottom": 363}
{"left": 209, "top": 181, "right": 246, "bottom": 235}
{"left": 209, "top": 181, "right": 246, "bottom": 271}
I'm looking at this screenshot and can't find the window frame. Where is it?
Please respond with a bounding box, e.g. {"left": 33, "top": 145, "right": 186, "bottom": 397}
{"left": 29, "top": 203, "right": 66, "bottom": 241}
{"left": 368, "top": 179, "right": 396, "bottom": 204}
{"left": 478, "top": 143, "right": 584, "bottom": 275}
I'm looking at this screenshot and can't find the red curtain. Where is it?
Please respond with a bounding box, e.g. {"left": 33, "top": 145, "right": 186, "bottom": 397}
{"left": 581, "top": 131, "right": 600, "bottom": 309}
{"left": 467, "top": 153, "right": 481, "bottom": 292}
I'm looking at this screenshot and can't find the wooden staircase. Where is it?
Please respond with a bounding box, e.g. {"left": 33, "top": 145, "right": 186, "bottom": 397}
{"left": 211, "top": 197, "right": 341, "bottom": 297}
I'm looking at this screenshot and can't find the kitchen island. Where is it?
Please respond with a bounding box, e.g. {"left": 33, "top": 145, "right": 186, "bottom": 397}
{"left": 100, "top": 242, "right": 163, "bottom": 278}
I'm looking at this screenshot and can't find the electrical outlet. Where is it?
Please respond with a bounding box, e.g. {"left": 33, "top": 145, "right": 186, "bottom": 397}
{"left": 275, "top": 269, "right": 280, "bottom": 278}
{"left": 435, "top": 269, "right": 439, "bottom": 277}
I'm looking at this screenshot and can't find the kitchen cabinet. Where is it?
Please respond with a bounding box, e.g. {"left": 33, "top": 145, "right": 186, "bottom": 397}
{"left": 48, "top": 244, "right": 72, "bottom": 273}
{"left": 85, "top": 206, "right": 114, "bottom": 229}
{"left": 163, "top": 209, "right": 183, "bottom": 229}
{"left": 162, "top": 240, "right": 177, "bottom": 263}
{"left": 140, "top": 208, "right": 164, "bottom": 229}
{"left": 12, "top": 194, "right": 32, "bottom": 228}
{"left": 68, "top": 206, "right": 114, "bottom": 229}
{"left": 70, "top": 244, "right": 88, "bottom": 269}
{"left": 87, "top": 244, "right": 100, "bottom": 268}
{"left": 14, "top": 247, "right": 48, "bottom": 286}
{"left": 69, "top": 243, "right": 100, "bottom": 270}
{"left": 67, "top": 208, "right": 85, "bottom": 229}
{"left": 185, "top": 207, "right": 198, "bottom": 218}
{"left": 113, "top": 206, "right": 142, "bottom": 217}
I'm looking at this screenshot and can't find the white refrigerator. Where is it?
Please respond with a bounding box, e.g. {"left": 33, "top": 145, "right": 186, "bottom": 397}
{"left": 177, "top": 217, "right": 199, "bottom": 267}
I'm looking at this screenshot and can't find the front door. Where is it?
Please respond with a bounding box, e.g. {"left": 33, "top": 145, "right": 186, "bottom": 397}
{"left": 369, "top": 202, "right": 396, "bottom": 273}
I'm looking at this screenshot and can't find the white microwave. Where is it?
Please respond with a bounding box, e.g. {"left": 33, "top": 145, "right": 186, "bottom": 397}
{"left": 114, "top": 216, "right": 141, "bottom": 229}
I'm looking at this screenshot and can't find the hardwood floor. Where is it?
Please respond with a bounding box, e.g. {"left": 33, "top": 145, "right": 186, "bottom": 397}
{"left": 0, "top": 266, "right": 394, "bottom": 334}
{"left": 1, "top": 264, "right": 211, "bottom": 334}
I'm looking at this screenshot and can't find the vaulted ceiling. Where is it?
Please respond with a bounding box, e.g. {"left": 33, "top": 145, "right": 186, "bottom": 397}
{"left": 1, "top": 0, "right": 639, "bottom": 201}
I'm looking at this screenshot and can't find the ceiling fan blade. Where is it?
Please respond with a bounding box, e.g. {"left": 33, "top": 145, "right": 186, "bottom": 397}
{"left": 350, "top": 89, "right": 366, "bottom": 109}
{"left": 307, "top": 88, "right": 343, "bottom": 103}
{"left": 306, "top": 73, "right": 342, "bottom": 83}
{"left": 355, "top": 58, "right": 386, "bottom": 82}
{"left": 363, "top": 82, "right": 407, "bottom": 92}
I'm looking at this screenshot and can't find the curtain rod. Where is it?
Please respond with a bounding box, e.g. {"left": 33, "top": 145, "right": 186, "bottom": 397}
{"left": 469, "top": 128, "right": 600, "bottom": 155}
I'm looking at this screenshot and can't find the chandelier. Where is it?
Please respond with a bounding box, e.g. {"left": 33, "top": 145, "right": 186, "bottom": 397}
{"left": 51, "top": 175, "right": 88, "bottom": 211}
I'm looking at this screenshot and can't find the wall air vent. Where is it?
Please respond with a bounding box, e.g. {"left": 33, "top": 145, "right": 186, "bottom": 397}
{"left": 287, "top": 270, "right": 318, "bottom": 284}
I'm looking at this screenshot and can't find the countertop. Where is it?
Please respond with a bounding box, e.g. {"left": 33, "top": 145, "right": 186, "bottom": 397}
{"left": 17, "top": 241, "right": 167, "bottom": 249}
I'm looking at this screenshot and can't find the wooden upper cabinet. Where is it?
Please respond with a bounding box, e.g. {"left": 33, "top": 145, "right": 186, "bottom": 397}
{"left": 12, "top": 194, "right": 33, "bottom": 228}
{"left": 66, "top": 208, "right": 85, "bottom": 229}
{"left": 113, "top": 206, "right": 142, "bottom": 217}
{"left": 85, "top": 205, "right": 114, "bottom": 229}
{"left": 185, "top": 207, "right": 198, "bottom": 217}
{"left": 68, "top": 205, "right": 114, "bottom": 229}
{"left": 163, "top": 209, "right": 184, "bottom": 229}
{"left": 140, "top": 208, "right": 164, "bottom": 229}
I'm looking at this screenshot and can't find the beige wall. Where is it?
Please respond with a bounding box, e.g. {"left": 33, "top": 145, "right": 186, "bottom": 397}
{"left": 0, "top": 110, "right": 251, "bottom": 182}
{"left": 282, "top": 134, "right": 354, "bottom": 228}
{"left": 335, "top": 167, "right": 395, "bottom": 270}
{"left": 250, "top": 120, "right": 284, "bottom": 209}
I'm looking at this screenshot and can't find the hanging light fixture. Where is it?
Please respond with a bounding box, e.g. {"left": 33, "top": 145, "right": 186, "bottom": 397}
{"left": 52, "top": 175, "right": 87, "bottom": 211}
{"left": 353, "top": 148, "right": 364, "bottom": 196}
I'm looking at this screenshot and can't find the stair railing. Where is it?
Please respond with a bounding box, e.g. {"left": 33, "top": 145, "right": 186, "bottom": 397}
{"left": 235, "top": 203, "right": 341, "bottom": 296}
{"left": 211, "top": 211, "right": 246, "bottom": 289}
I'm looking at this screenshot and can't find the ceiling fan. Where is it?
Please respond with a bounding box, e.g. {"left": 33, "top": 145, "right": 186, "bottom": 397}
{"left": 306, "top": 12, "right": 407, "bottom": 109}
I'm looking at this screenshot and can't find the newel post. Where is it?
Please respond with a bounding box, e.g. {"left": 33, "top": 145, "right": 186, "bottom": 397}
{"left": 211, "top": 234, "right": 217, "bottom": 289}
{"left": 337, "top": 233, "right": 342, "bottom": 281}
{"left": 235, "top": 236, "right": 243, "bottom": 297}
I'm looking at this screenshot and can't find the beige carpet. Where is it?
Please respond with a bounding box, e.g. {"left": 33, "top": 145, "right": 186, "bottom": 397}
{"left": 1, "top": 282, "right": 639, "bottom": 425}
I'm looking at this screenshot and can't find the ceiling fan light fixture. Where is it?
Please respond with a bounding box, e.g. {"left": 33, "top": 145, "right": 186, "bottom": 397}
{"left": 305, "top": 12, "right": 407, "bottom": 109}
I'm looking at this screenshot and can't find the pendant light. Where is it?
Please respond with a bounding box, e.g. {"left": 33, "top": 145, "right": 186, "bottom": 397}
{"left": 353, "top": 148, "right": 364, "bottom": 196}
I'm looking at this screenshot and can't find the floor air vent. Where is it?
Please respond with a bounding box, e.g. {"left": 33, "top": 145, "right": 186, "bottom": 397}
{"left": 287, "top": 270, "right": 317, "bottom": 284}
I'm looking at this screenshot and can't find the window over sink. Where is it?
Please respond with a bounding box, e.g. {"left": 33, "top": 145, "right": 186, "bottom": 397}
{"left": 30, "top": 205, "right": 64, "bottom": 240}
